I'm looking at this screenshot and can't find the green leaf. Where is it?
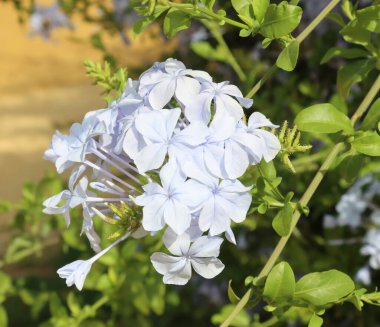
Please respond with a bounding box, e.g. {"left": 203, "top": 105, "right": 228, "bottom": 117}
{"left": 191, "top": 41, "right": 225, "bottom": 61}
{"left": 263, "top": 262, "right": 296, "bottom": 306}
{"left": 163, "top": 8, "right": 191, "bottom": 38}
{"left": 337, "top": 59, "right": 375, "bottom": 99}
{"left": 327, "top": 12, "right": 345, "bottom": 26}
{"left": 295, "top": 103, "right": 354, "bottom": 134}
{"left": 337, "top": 154, "right": 364, "bottom": 182}
{"left": 361, "top": 98, "right": 380, "bottom": 130}
{"left": 345, "top": 288, "right": 367, "bottom": 311}
{"left": 252, "top": 0, "right": 269, "bottom": 23}
{"left": 340, "top": 19, "right": 372, "bottom": 47}
{"left": 228, "top": 281, "right": 241, "bottom": 304}
{"left": 272, "top": 202, "right": 293, "bottom": 236}
{"left": 308, "top": 314, "right": 323, "bottom": 327}
{"left": 260, "top": 3, "right": 302, "bottom": 38}
{"left": 320, "top": 47, "right": 368, "bottom": 64}
{"left": 211, "top": 304, "right": 250, "bottom": 326}
{"left": 357, "top": 5, "right": 380, "bottom": 33}
{"left": 200, "top": 0, "right": 216, "bottom": 9}
{"left": 352, "top": 131, "right": 380, "bottom": 156}
{"left": 276, "top": 41, "right": 299, "bottom": 71}
{"left": 231, "top": 0, "right": 252, "bottom": 19}
{"left": 132, "top": 5, "right": 168, "bottom": 37}
{"left": 295, "top": 270, "right": 355, "bottom": 306}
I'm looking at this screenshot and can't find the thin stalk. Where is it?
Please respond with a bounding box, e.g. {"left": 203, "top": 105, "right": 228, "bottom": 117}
{"left": 163, "top": 1, "right": 248, "bottom": 30}
{"left": 205, "top": 22, "right": 247, "bottom": 82}
{"left": 220, "top": 73, "right": 380, "bottom": 327}
{"left": 245, "top": 0, "right": 341, "bottom": 99}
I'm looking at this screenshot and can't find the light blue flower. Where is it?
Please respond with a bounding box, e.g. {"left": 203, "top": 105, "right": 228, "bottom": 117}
{"left": 135, "top": 160, "right": 209, "bottom": 234}
{"left": 139, "top": 58, "right": 212, "bottom": 110}
{"left": 151, "top": 232, "right": 224, "bottom": 285}
{"left": 185, "top": 80, "right": 253, "bottom": 123}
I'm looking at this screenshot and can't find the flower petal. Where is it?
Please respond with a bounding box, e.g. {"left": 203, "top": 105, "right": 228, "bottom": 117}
{"left": 190, "top": 257, "right": 224, "bottom": 279}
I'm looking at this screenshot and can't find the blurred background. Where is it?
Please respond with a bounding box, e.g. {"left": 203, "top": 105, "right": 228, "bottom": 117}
{"left": 0, "top": 0, "right": 176, "bottom": 202}
{"left": 1, "top": 0, "right": 380, "bottom": 326}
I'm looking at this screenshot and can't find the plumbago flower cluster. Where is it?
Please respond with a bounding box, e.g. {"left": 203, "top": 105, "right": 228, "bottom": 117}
{"left": 43, "top": 58, "right": 281, "bottom": 290}
{"left": 324, "top": 175, "right": 380, "bottom": 285}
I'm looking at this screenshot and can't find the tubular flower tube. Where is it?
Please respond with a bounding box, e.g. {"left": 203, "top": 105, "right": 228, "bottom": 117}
{"left": 43, "top": 58, "right": 281, "bottom": 288}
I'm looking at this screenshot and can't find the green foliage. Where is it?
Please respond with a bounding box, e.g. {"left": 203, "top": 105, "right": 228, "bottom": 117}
{"left": 295, "top": 103, "right": 354, "bottom": 134}
{"left": 351, "top": 131, "right": 380, "bottom": 156}
{"left": 83, "top": 60, "right": 128, "bottom": 103}
{"left": 163, "top": 8, "right": 191, "bottom": 38}
{"left": 191, "top": 41, "right": 226, "bottom": 61}
{"left": 320, "top": 47, "right": 368, "bottom": 64}
{"left": 308, "top": 313, "right": 323, "bottom": 327}
{"left": 294, "top": 270, "right": 355, "bottom": 306}
{"left": 259, "top": 2, "right": 302, "bottom": 38}
{"left": 337, "top": 59, "right": 376, "bottom": 99}
{"left": 211, "top": 304, "right": 250, "bottom": 327}
{"left": 361, "top": 98, "right": 380, "bottom": 130}
{"left": 263, "top": 262, "right": 295, "bottom": 306}
{"left": 272, "top": 200, "right": 293, "bottom": 236}
{"left": 356, "top": 5, "right": 380, "bottom": 33}
{"left": 276, "top": 41, "right": 299, "bottom": 71}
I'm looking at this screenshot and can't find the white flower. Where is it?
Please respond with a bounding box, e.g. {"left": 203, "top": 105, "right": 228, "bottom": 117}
{"left": 139, "top": 58, "right": 211, "bottom": 109}
{"left": 44, "top": 131, "right": 76, "bottom": 173}
{"left": 57, "top": 260, "right": 93, "bottom": 291}
{"left": 57, "top": 232, "right": 130, "bottom": 290}
{"left": 246, "top": 112, "right": 281, "bottom": 163}
{"left": 151, "top": 232, "right": 224, "bottom": 285}
{"left": 361, "top": 229, "right": 380, "bottom": 269}
{"left": 185, "top": 80, "right": 253, "bottom": 123}
{"left": 133, "top": 109, "right": 208, "bottom": 172}
{"left": 135, "top": 160, "right": 209, "bottom": 234}
{"left": 183, "top": 163, "right": 252, "bottom": 236}
{"left": 42, "top": 190, "right": 72, "bottom": 226}
{"left": 355, "top": 265, "right": 371, "bottom": 285}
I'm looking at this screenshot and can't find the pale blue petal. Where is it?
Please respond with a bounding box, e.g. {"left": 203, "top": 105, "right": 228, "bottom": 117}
{"left": 164, "top": 199, "right": 192, "bottom": 235}
{"left": 150, "top": 252, "right": 184, "bottom": 274}
{"left": 254, "top": 130, "right": 281, "bottom": 162}
{"left": 134, "top": 143, "right": 168, "bottom": 173}
{"left": 189, "top": 236, "right": 223, "bottom": 257}
{"left": 224, "top": 140, "right": 249, "bottom": 179}
{"left": 159, "top": 159, "right": 186, "bottom": 191}
{"left": 163, "top": 260, "right": 192, "bottom": 285}
{"left": 148, "top": 78, "right": 176, "bottom": 109}
{"left": 248, "top": 112, "right": 278, "bottom": 129}
{"left": 184, "top": 93, "right": 212, "bottom": 123}
{"left": 175, "top": 76, "right": 201, "bottom": 106}
{"left": 190, "top": 257, "right": 224, "bottom": 279}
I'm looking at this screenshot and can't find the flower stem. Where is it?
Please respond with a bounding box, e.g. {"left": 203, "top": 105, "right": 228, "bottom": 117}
{"left": 162, "top": 1, "right": 249, "bottom": 30}
{"left": 220, "top": 73, "right": 380, "bottom": 327}
{"left": 245, "top": 0, "right": 342, "bottom": 99}
{"left": 204, "top": 21, "right": 247, "bottom": 82}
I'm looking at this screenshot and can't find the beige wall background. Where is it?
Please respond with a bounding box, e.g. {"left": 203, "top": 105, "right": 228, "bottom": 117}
{"left": 0, "top": 2, "right": 175, "bottom": 201}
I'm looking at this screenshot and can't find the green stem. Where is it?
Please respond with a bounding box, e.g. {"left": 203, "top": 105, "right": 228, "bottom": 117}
{"left": 257, "top": 166, "right": 285, "bottom": 201}
{"left": 245, "top": 0, "right": 342, "bottom": 99}
{"left": 220, "top": 288, "right": 253, "bottom": 327}
{"left": 256, "top": 316, "right": 279, "bottom": 327}
{"left": 163, "top": 2, "right": 249, "bottom": 30}
{"left": 246, "top": 66, "right": 277, "bottom": 99}
{"left": 206, "top": 22, "right": 247, "bottom": 82}
{"left": 220, "top": 73, "right": 380, "bottom": 327}
{"left": 258, "top": 142, "right": 344, "bottom": 278}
